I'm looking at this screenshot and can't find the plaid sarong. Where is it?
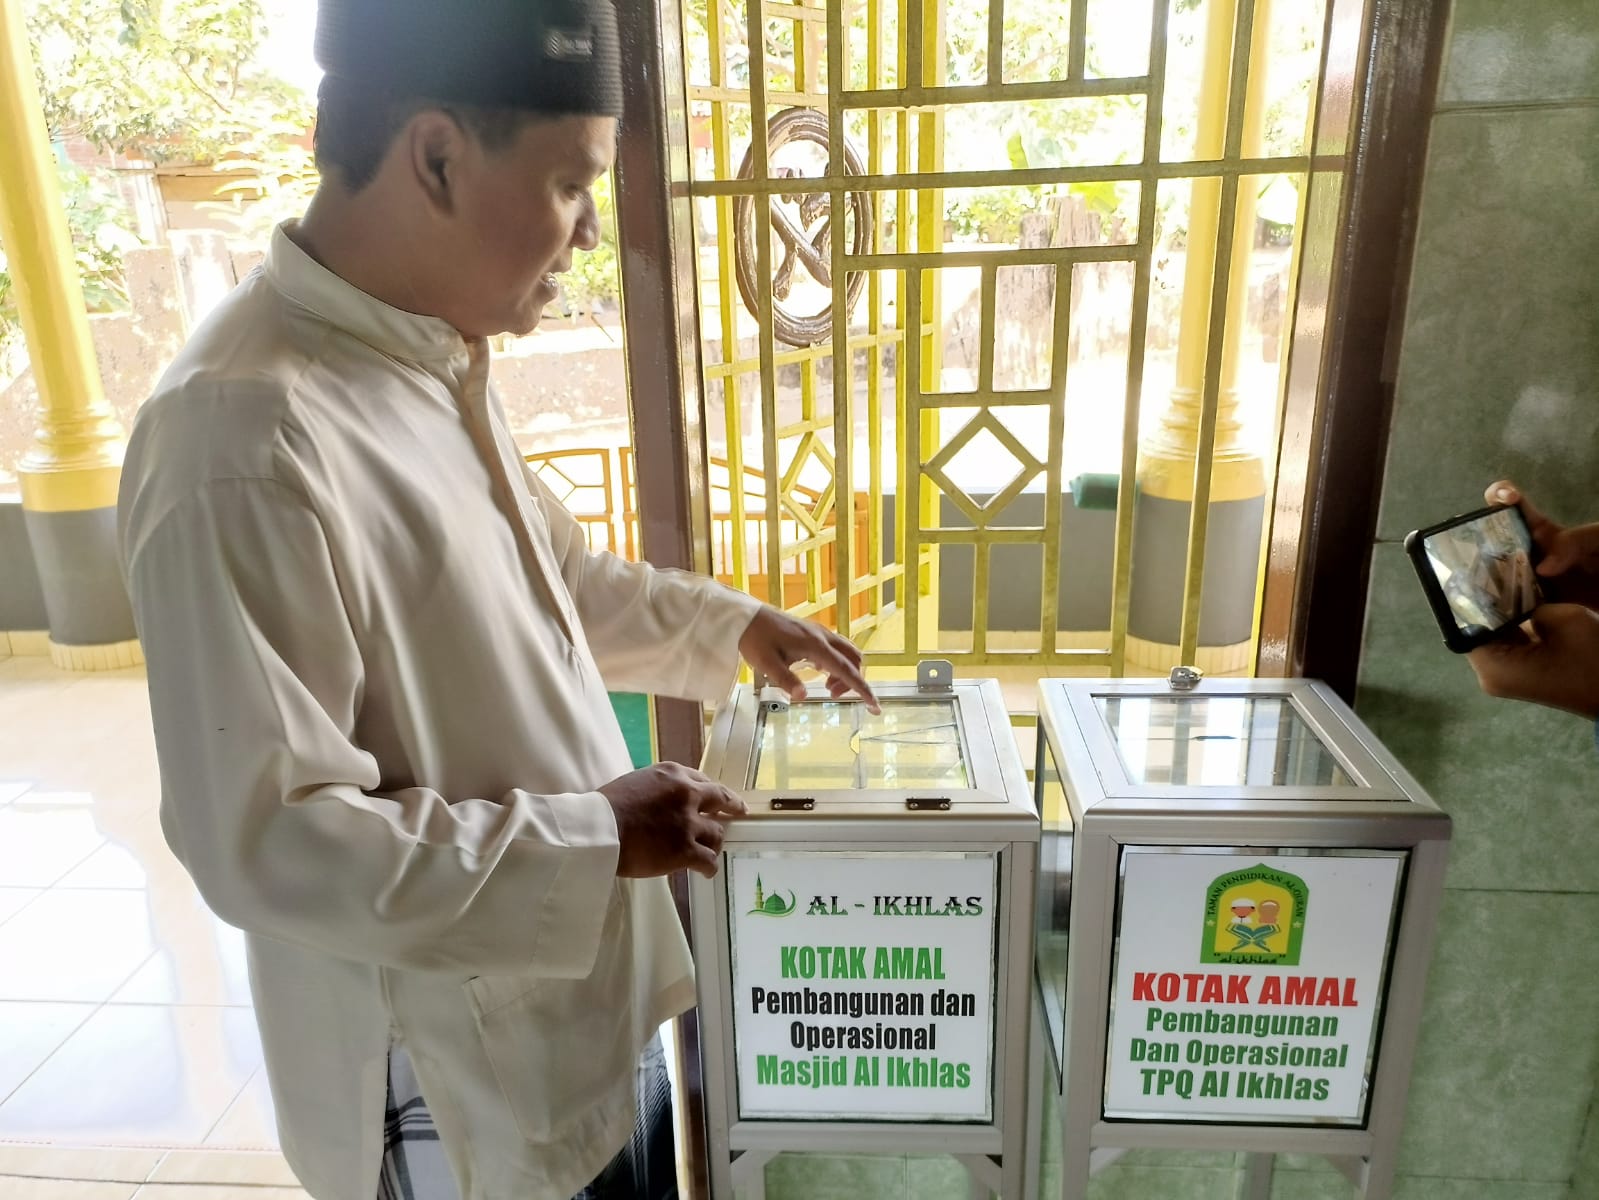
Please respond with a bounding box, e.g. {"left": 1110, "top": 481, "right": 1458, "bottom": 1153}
{"left": 376, "top": 1034, "right": 677, "bottom": 1200}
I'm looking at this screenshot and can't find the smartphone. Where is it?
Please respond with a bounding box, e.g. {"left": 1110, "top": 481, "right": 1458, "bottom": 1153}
{"left": 1404, "top": 504, "right": 1541, "bottom": 653}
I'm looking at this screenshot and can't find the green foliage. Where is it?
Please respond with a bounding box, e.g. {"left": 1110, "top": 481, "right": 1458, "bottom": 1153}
{"left": 6, "top": 0, "right": 1321, "bottom": 342}
{"left": 946, "top": 189, "right": 1030, "bottom": 244}
{"left": 555, "top": 173, "right": 621, "bottom": 317}
{"left": 202, "top": 134, "right": 621, "bottom": 317}
{"left": 0, "top": 158, "right": 139, "bottom": 371}
{"left": 938, "top": 0, "right": 1152, "bottom": 245}
{"left": 201, "top": 121, "right": 321, "bottom": 245}
{"left": 1, "top": 0, "right": 312, "bottom": 369}
{"left": 0, "top": 268, "right": 13, "bottom": 380}
{"left": 56, "top": 158, "right": 141, "bottom": 312}
{"left": 28, "top": 0, "right": 313, "bottom": 166}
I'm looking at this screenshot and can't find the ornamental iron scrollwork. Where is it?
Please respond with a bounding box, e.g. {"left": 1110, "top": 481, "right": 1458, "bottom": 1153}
{"left": 734, "top": 107, "right": 872, "bottom": 348}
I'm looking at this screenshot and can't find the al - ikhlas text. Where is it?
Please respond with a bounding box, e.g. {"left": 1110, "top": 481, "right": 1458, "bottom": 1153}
{"left": 801, "top": 895, "right": 986, "bottom": 917}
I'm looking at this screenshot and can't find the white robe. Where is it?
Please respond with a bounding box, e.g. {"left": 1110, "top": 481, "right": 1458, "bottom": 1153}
{"left": 117, "top": 224, "right": 760, "bottom": 1200}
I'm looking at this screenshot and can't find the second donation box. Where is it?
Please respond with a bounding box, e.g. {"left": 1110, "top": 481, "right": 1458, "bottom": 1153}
{"left": 692, "top": 664, "right": 1039, "bottom": 1199}
{"left": 1034, "top": 675, "right": 1451, "bottom": 1200}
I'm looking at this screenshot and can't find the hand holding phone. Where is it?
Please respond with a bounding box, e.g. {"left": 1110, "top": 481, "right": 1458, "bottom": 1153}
{"left": 1405, "top": 503, "right": 1541, "bottom": 653}
{"left": 1465, "top": 605, "right": 1599, "bottom": 721}
{"left": 1483, "top": 481, "right": 1599, "bottom": 611}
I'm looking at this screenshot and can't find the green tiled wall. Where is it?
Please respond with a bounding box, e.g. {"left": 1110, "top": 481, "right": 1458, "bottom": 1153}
{"left": 1350, "top": 4, "right": 1599, "bottom": 1200}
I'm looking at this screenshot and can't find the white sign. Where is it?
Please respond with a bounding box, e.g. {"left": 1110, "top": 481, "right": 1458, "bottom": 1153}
{"left": 1104, "top": 850, "right": 1404, "bottom": 1124}
{"left": 728, "top": 850, "right": 997, "bottom": 1121}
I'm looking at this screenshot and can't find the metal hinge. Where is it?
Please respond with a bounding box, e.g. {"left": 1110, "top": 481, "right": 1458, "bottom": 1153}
{"left": 917, "top": 659, "right": 954, "bottom": 693}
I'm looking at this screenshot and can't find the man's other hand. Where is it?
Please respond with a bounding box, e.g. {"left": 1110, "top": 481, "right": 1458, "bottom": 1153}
{"left": 737, "top": 606, "right": 881, "bottom": 713}
{"left": 599, "top": 762, "right": 748, "bottom": 879}
{"left": 1467, "top": 604, "right": 1599, "bottom": 720}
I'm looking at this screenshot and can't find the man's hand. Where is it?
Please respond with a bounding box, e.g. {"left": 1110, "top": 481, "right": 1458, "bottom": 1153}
{"left": 738, "top": 606, "right": 880, "bottom": 712}
{"left": 1466, "top": 604, "right": 1599, "bottom": 720}
{"left": 1486, "top": 481, "right": 1599, "bottom": 611}
{"left": 599, "top": 762, "right": 748, "bottom": 879}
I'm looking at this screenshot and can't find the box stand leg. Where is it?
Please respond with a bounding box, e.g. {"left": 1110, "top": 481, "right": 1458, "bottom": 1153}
{"left": 1328, "top": 1153, "right": 1387, "bottom": 1198}
{"left": 1240, "top": 1153, "right": 1274, "bottom": 1200}
{"left": 726, "top": 1149, "right": 778, "bottom": 1200}
{"left": 1088, "top": 1147, "right": 1127, "bottom": 1175}
{"left": 955, "top": 1154, "right": 1002, "bottom": 1199}
{"left": 1023, "top": 999, "right": 1045, "bottom": 1200}
{"left": 1056, "top": 1147, "right": 1125, "bottom": 1200}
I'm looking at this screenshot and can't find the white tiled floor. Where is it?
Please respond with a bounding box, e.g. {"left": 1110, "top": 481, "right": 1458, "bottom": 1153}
{"left": 0, "top": 655, "right": 306, "bottom": 1198}
{"left": 0, "top": 654, "right": 696, "bottom": 1199}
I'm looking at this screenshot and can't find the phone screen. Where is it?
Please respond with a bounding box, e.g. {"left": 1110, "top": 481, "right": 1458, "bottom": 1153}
{"left": 1418, "top": 507, "right": 1539, "bottom": 640}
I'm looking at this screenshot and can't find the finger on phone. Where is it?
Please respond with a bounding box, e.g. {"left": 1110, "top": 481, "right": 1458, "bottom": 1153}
{"left": 1497, "top": 483, "right": 1560, "bottom": 547}
{"left": 1486, "top": 479, "right": 1520, "bottom": 507}
{"left": 1506, "top": 621, "right": 1535, "bottom": 645}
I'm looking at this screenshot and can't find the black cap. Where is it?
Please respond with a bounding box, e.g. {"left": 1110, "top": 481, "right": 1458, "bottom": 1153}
{"left": 315, "top": 0, "right": 622, "bottom": 116}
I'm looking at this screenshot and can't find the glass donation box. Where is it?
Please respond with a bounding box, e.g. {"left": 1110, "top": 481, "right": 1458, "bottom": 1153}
{"left": 1034, "top": 674, "right": 1451, "bottom": 1200}
{"left": 692, "top": 662, "right": 1040, "bottom": 1199}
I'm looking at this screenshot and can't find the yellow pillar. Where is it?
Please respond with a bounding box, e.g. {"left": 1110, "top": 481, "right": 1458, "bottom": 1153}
{"left": 1213, "top": 0, "right": 1274, "bottom": 494}
{"left": 1126, "top": 0, "right": 1274, "bottom": 675}
{"left": 915, "top": 0, "right": 943, "bottom": 652}
{"left": 1140, "top": 0, "right": 1271, "bottom": 506}
{"left": 0, "top": 0, "right": 125, "bottom": 515}
{"left": 1, "top": 0, "right": 138, "bottom": 669}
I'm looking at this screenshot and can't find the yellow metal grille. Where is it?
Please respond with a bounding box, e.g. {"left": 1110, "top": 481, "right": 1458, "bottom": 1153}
{"left": 682, "top": 0, "right": 1324, "bottom": 678}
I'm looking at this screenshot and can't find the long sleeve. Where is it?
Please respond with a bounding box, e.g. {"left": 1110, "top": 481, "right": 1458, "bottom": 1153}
{"left": 522, "top": 461, "right": 762, "bottom": 703}
{"left": 123, "top": 476, "right": 618, "bottom": 978}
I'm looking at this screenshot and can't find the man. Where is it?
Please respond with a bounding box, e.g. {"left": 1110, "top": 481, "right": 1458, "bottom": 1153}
{"left": 116, "top": 2, "right": 876, "bottom": 1198}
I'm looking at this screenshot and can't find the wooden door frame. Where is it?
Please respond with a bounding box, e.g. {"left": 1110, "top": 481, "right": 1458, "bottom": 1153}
{"left": 1259, "top": 0, "right": 1453, "bottom": 698}
{"left": 611, "top": 0, "right": 717, "bottom": 1195}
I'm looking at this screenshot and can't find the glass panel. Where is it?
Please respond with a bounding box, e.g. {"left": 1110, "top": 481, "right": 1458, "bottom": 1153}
{"left": 1094, "top": 695, "right": 1354, "bottom": 788}
{"left": 1084, "top": 0, "right": 1153, "bottom": 79}
{"left": 846, "top": 97, "right": 1148, "bottom": 176}
{"left": 941, "top": 186, "right": 1141, "bottom": 250}
{"left": 1034, "top": 740, "right": 1073, "bottom": 1080}
{"left": 1001, "top": 0, "right": 1071, "bottom": 84}
{"left": 754, "top": 699, "right": 970, "bottom": 790}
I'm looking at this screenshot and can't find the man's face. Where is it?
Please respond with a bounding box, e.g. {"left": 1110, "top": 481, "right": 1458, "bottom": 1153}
{"left": 447, "top": 114, "right": 617, "bottom": 337}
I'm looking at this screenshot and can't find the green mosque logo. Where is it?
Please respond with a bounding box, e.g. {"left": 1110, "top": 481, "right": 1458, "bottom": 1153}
{"left": 749, "top": 875, "right": 796, "bottom": 917}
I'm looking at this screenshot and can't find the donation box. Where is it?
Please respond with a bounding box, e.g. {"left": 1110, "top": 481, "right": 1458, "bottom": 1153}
{"left": 693, "top": 663, "right": 1040, "bottom": 1199}
{"left": 1035, "top": 674, "right": 1450, "bottom": 1200}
